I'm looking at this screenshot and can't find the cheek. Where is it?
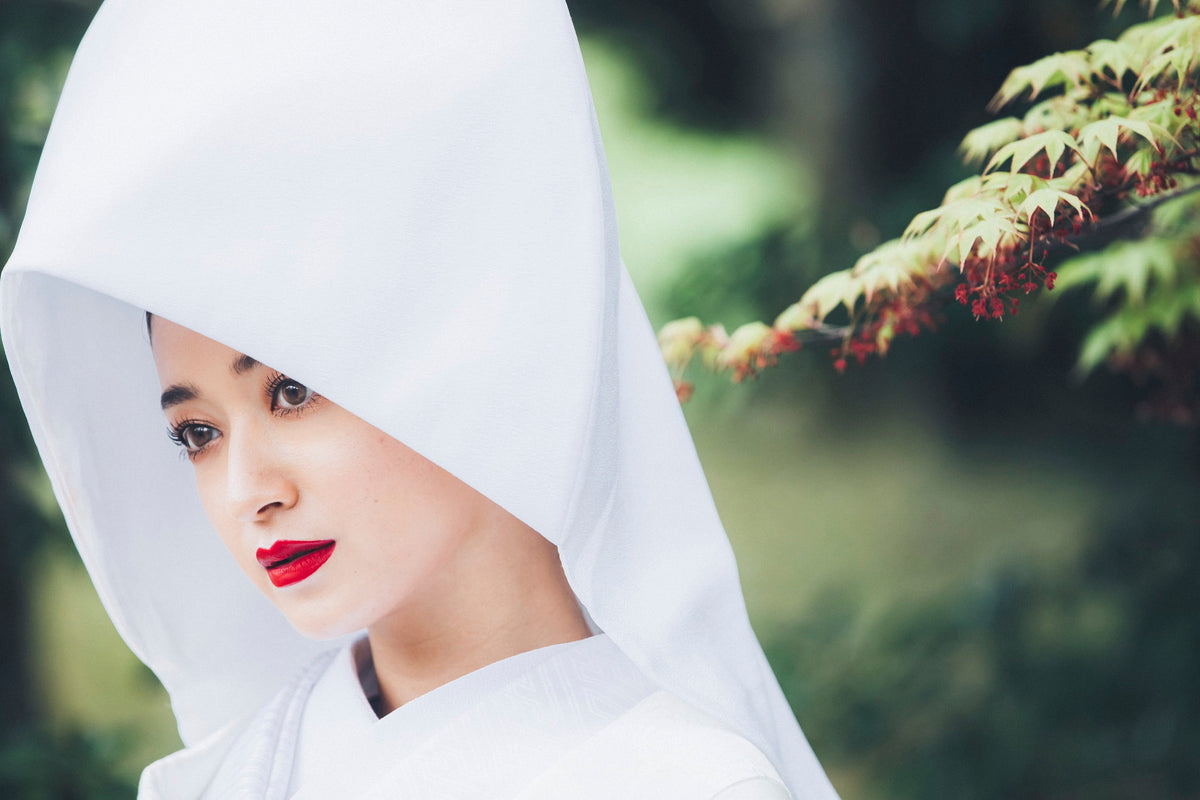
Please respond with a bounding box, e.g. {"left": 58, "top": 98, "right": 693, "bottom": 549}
{"left": 307, "top": 427, "right": 412, "bottom": 507}
{"left": 336, "top": 423, "right": 428, "bottom": 493}
{"left": 339, "top": 430, "right": 482, "bottom": 557}
{"left": 192, "top": 462, "right": 261, "bottom": 575}
{"left": 193, "top": 466, "right": 228, "bottom": 536}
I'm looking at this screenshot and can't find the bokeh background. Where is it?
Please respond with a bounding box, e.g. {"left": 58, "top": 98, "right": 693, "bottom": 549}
{"left": 2, "top": 1, "right": 1198, "bottom": 797}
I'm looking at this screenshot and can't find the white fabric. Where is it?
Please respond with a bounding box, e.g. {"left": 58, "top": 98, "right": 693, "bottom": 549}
{"left": 712, "top": 780, "right": 794, "bottom": 800}
{"left": 517, "top": 686, "right": 792, "bottom": 800}
{"left": 145, "top": 633, "right": 789, "bottom": 799}
{"left": 0, "top": 0, "right": 838, "bottom": 797}
{"left": 287, "top": 638, "right": 378, "bottom": 795}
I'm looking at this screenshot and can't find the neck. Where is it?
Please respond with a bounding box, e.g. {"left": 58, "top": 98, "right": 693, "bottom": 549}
{"left": 364, "top": 513, "right": 591, "bottom": 714}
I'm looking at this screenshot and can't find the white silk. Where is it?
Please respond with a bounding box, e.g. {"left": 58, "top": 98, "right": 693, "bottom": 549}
{"left": 148, "top": 634, "right": 788, "bottom": 799}
{"left": 287, "top": 638, "right": 379, "bottom": 795}
{"left": 0, "top": 0, "right": 838, "bottom": 797}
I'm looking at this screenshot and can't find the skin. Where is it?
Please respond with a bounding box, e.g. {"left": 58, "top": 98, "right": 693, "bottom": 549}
{"left": 149, "top": 316, "right": 591, "bottom": 714}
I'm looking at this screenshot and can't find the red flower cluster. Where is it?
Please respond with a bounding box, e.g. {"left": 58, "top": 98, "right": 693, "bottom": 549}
{"left": 954, "top": 260, "right": 1056, "bottom": 320}
{"left": 1135, "top": 157, "right": 1189, "bottom": 198}
{"left": 831, "top": 289, "right": 939, "bottom": 372}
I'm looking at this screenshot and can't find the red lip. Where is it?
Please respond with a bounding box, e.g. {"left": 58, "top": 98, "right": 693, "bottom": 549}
{"left": 256, "top": 540, "right": 336, "bottom": 587}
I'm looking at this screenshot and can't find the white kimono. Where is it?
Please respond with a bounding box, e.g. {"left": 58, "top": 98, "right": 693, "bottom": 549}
{"left": 0, "top": 0, "right": 841, "bottom": 797}
{"left": 140, "top": 635, "right": 789, "bottom": 799}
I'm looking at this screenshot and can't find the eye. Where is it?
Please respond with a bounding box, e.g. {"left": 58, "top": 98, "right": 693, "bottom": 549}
{"left": 268, "top": 374, "right": 316, "bottom": 411}
{"left": 169, "top": 421, "right": 220, "bottom": 456}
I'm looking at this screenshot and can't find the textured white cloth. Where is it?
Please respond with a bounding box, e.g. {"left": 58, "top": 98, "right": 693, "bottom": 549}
{"left": 0, "top": 0, "right": 838, "bottom": 797}
{"left": 286, "top": 638, "right": 378, "bottom": 795}
{"left": 142, "top": 634, "right": 789, "bottom": 799}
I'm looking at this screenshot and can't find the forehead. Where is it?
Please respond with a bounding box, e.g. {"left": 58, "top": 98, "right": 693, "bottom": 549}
{"left": 149, "top": 317, "right": 255, "bottom": 383}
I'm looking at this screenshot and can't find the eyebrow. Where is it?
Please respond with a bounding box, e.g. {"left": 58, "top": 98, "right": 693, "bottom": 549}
{"left": 230, "top": 354, "right": 259, "bottom": 375}
{"left": 160, "top": 383, "right": 200, "bottom": 411}
{"left": 160, "top": 352, "right": 262, "bottom": 410}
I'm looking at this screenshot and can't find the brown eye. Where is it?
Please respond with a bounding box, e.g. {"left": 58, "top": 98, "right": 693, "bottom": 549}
{"left": 274, "top": 379, "right": 313, "bottom": 410}
{"left": 173, "top": 423, "right": 219, "bottom": 453}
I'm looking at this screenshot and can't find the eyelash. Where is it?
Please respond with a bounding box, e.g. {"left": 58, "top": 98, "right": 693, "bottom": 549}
{"left": 167, "top": 372, "right": 322, "bottom": 460}
{"left": 166, "top": 418, "right": 212, "bottom": 457}
{"left": 263, "top": 371, "right": 321, "bottom": 417}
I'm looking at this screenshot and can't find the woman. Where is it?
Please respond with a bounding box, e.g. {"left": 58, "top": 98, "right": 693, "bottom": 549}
{"left": 0, "top": 0, "right": 840, "bottom": 797}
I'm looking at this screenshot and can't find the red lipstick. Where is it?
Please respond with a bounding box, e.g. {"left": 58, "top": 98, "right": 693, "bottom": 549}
{"left": 256, "top": 540, "right": 336, "bottom": 588}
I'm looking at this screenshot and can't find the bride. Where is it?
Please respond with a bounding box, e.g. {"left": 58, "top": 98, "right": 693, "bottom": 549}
{"left": 0, "top": 1, "right": 840, "bottom": 798}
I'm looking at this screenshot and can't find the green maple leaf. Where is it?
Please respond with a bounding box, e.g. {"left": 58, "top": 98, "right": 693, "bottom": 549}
{"left": 1077, "top": 312, "right": 1143, "bottom": 372}
{"left": 1023, "top": 95, "right": 1091, "bottom": 135}
{"left": 774, "top": 301, "right": 814, "bottom": 331}
{"left": 1091, "top": 91, "right": 1134, "bottom": 119}
{"left": 903, "top": 196, "right": 1008, "bottom": 241}
{"left": 796, "top": 270, "right": 862, "bottom": 319}
{"left": 1137, "top": 48, "right": 1197, "bottom": 94}
{"left": 990, "top": 51, "right": 1092, "bottom": 110}
{"left": 1018, "top": 188, "right": 1090, "bottom": 225}
{"left": 942, "top": 215, "right": 1022, "bottom": 267}
{"left": 1047, "top": 161, "right": 1093, "bottom": 194}
{"left": 942, "top": 175, "right": 984, "bottom": 205}
{"left": 1117, "top": 15, "right": 1180, "bottom": 80}
{"left": 1132, "top": 15, "right": 1200, "bottom": 94}
{"left": 1057, "top": 239, "right": 1179, "bottom": 305}
{"left": 792, "top": 239, "right": 934, "bottom": 323}
{"left": 1123, "top": 147, "right": 1156, "bottom": 178}
{"left": 1077, "top": 116, "right": 1159, "bottom": 163}
{"left": 986, "top": 130, "right": 1082, "bottom": 174}
{"left": 998, "top": 173, "right": 1048, "bottom": 205}
{"left": 1076, "top": 282, "right": 1200, "bottom": 373}
{"left": 720, "top": 322, "right": 774, "bottom": 368}
{"left": 850, "top": 239, "right": 924, "bottom": 303}
{"left": 1150, "top": 183, "right": 1200, "bottom": 230}
{"left": 1129, "top": 98, "right": 1189, "bottom": 141}
{"left": 960, "top": 117, "right": 1024, "bottom": 165}
{"left": 1087, "top": 39, "right": 1136, "bottom": 80}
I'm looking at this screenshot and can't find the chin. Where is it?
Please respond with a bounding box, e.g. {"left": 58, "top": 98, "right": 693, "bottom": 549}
{"left": 283, "top": 609, "right": 367, "bottom": 642}
{"left": 260, "top": 584, "right": 374, "bottom": 640}
{"left": 249, "top": 566, "right": 376, "bottom": 640}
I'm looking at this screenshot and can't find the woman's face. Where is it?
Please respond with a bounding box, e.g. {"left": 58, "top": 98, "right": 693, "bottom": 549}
{"left": 149, "top": 317, "right": 495, "bottom": 639}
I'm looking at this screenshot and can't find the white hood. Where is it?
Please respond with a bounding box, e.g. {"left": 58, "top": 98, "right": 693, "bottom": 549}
{"left": 0, "top": 1, "right": 837, "bottom": 796}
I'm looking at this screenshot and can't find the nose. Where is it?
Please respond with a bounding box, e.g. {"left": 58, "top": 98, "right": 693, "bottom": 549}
{"left": 223, "top": 420, "right": 299, "bottom": 523}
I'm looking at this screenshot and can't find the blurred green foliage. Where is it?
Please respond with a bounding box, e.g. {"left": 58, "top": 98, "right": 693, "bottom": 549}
{"left": 0, "top": 727, "right": 136, "bottom": 800}
{"left": 769, "top": 492, "right": 1200, "bottom": 798}
{"left": 0, "top": 1, "right": 116, "bottom": 794}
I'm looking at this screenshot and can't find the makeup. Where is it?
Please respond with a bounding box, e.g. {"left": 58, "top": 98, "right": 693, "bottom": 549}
{"left": 256, "top": 540, "right": 336, "bottom": 587}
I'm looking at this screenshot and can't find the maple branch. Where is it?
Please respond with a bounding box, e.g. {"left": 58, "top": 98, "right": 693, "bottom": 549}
{"left": 1048, "top": 181, "right": 1200, "bottom": 257}
{"left": 1095, "top": 181, "right": 1200, "bottom": 231}
{"left": 791, "top": 322, "right": 853, "bottom": 344}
